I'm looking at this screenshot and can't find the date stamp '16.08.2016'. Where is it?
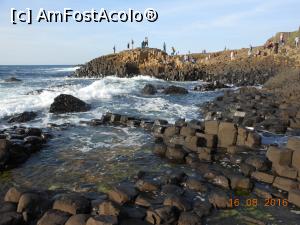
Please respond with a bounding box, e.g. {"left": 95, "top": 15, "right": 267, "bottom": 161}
{"left": 229, "top": 198, "right": 289, "bottom": 208}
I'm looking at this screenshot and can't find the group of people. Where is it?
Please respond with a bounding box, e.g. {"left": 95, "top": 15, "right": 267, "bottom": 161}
{"left": 279, "top": 33, "right": 299, "bottom": 48}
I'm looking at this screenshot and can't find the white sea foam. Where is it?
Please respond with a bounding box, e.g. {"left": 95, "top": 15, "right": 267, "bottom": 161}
{"left": 0, "top": 75, "right": 207, "bottom": 127}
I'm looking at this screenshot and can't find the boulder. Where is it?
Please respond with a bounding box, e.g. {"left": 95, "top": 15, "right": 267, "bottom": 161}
{"left": 204, "top": 121, "right": 219, "bottom": 135}
{"left": 142, "top": 84, "right": 157, "bottom": 95}
{"left": 164, "top": 126, "right": 180, "bottom": 137}
{"left": 37, "top": 210, "right": 71, "bottom": 225}
{"left": 208, "top": 190, "right": 230, "bottom": 208}
{"left": 288, "top": 189, "right": 300, "bottom": 207}
{"left": 146, "top": 206, "right": 178, "bottom": 224}
{"left": 287, "top": 137, "right": 300, "bottom": 152}
{"left": 194, "top": 81, "right": 230, "bottom": 92}
{"left": 98, "top": 201, "right": 120, "bottom": 217}
{"left": 180, "top": 127, "right": 196, "bottom": 137}
{"left": 65, "top": 214, "right": 90, "bottom": 225}
{"left": 292, "top": 150, "right": 300, "bottom": 172}
{"left": 0, "top": 212, "right": 24, "bottom": 225}
{"left": 273, "top": 164, "right": 297, "bottom": 179}
{"left": 7, "top": 112, "right": 37, "bottom": 123}
{"left": 119, "top": 205, "right": 146, "bottom": 220}
{"left": 4, "top": 187, "right": 25, "bottom": 203}
{"left": 217, "top": 122, "right": 237, "bottom": 148}
{"left": 163, "top": 86, "right": 188, "bottom": 95}
{"left": 230, "top": 175, "right": 253, "bottom": 190}
{"left": 211, "top": 175, "right": 230, "bottom": 189}
{"left": 0, "top": 202, "right": 17, "bottom": 213}
{"left": 251, "top": 172, "right": 274, "bottom": 184}
{"left": 165, "top": 147, "right": 187, "bottom": 163}
{"left": 53, "top": 193, "right": 91, "bottom": 215}
{"left": 195, "top": 133, "right": 217, "bottom": 148}
{"left": 245, "top": 156, "right": 269, "bottom": 171}
{"left": 153, "top": 143, "right": 167, "bottom": 156}
{"left": 163, "top": 195, "right": 192, "bottom": 212}
{"left": 108, "top": 183, "right": 138, "bottom": 205}
{"left": 86, "top": 216, "right": 118, "bottom": 225}
{"left": 17, "top": 192, "right": 51, "bottom": 220}
{"left": 49, "top": 94, "right": 91, "bottom": 114}
{"left": 185, "top": 178, "right": 207, "bottom": 192}
{"left": 266, "top": 146, "right": 293, "bottom": 166}
{"left": 273, "top": 177, "right": 298, "bottom": 191}
{"left": 178, "top": 212, "right": 202, "bottom": 225}
{"left": 245, "top": 132, "right": 261, "bottom": 148}
{"left": 136, "top": 179, "right": 160, "bottom": 192}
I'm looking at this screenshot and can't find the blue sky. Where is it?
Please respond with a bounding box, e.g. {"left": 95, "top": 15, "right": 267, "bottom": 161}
{"left": 0, "top": 0, "right": 299, "bottom": 65}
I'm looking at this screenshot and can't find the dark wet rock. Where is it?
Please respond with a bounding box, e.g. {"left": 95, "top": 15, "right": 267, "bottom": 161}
{"left": 194, "top": 81, "right": 230, "bottom": 92}
{"left": 161, "top": 184, "right": 184, "bottom": 196}
{"left": 120, "top": 206, "right": 146, "bottom": 220}
{"left": 53, "top": 193, "right": 91, "bottom": 215}
{"left": 240, "top": 163, "right": 256, "bottom": 176}
{"left": 136, "top": 179, "right": 160, "bottom": 192}
{"left": 245, "top": 156, "right": 269, "bottom": 171}
{"left": 37, "top": 209, "right": 71, "bottom": 225}
{"left": 7, "top": 112, "right": 37, "bottom": 123}
{"left": 211, "top": 175, "right": 230, "bottom": 189}
{"left": 0, "top": 203, "right": 17, "bottom": 214}
{"left": 153, "top": 143, "right": 167, "bottom": 156}
{"left": 208, "top": 190, "right": 230, "bottom": 208}
{"left": 17, "top": 192, "right": 51, "bottom": 221}
{"left": 163, "top": 86, "right": 188, "bottom": 95}
{"left": 193, "top": 200, "right": 211, "bottom": 218}
{"left": 120, "top": 219, "right": 151, "bottom": 225}
{"left": 135, "top": 193, "right": 164, "bottom": 208}
{"left": 146, "top": 206, "right": 178, "bottom": 224}
{"left": 98, "top": 201, "right": 120, "bottom": 217}
{"left": 142, "top": 84, "right": 157, "bottom": 95}
{"left": 4, "top": 77, "right": 22, "bottom": 82}
{"left": 0, "top": 139, "right": 10, "bottom": 169}
{"left": 49, "top": 94, "right": 91, "bottom": 114}
{"left": 86, "top": 216, "right": 118, "bottom": 225}
{"left": 230, "top": 175, "right": 253, "bottom": 190}
{"left": 0, "top": 212, "right": 24, "bottom": 225}
{"left": 25, "top": 128, "right": 42, "bottom": 137}
{"left": 163, "top": 195, "right": 192, "bottom": 212}
{"left": 65, "top": 214, "right": 90, "bottom": 225}
{"left": 108, "top": 183, "right": 138, "bottom": 205}
{"left": 165, "top": 147, "right": 187, "bottom": 163}
{"left": 178, "top": 212, "right": 202, "bottom": 225}
{"left": 185, "top": 178, "right": 208, "bottom": 193}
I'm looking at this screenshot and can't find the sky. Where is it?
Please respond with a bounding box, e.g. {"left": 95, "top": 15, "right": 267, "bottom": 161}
{"left": 0, "top": 0, "right": 299, "bottom": 65}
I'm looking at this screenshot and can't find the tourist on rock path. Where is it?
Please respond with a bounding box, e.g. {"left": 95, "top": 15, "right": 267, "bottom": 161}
{"left": 295, "top": 36, "right": 299, "bottom": 48}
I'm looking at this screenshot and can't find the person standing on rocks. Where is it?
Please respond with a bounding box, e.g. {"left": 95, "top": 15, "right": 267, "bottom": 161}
{"left": 163, "top": 42, "right": 167, "bottom": 53}
{"left": 131, "top": 39, "right": 134, "bottom": 49}
{"left": 295, "top": 36, "right": 299, "bottom": 48}
{"left": 127, "top": 43, "right": 130, "bottom": 50}
{"left": 230, "top": 51, "right": 235, "bottom": 60}
{"left": 113, "top": 45, "right": 116, "bottom": 54}
{"left": 248, "top": 45, "right": 253, "bottom": 56}
{"left": 171, "top": 47, "right": 176, "bottom": 56}
{"left": 280, "top": 33, "right": 285, "bottom": 46}
{"left": 145, "top": 37, "right": 149, "bottom": 47}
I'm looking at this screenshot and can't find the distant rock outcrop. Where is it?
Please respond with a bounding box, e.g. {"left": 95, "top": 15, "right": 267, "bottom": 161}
{"left": 74, "top": 47, "right": 294, "bottom": 86}
{"left": 7, "top": 111, "right": 37, "bottom": 123}
{"left": 4, "top": 77, "right": 22, "bottom": 82}
{"left": 49, "top": 94, "right": 91, "bottom": 114}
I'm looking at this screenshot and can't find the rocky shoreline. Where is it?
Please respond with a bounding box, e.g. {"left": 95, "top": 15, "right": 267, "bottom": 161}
{"left": 1, "top": 111, "right": 300, "bottom": 225}
{"left": 73, "top": 48, "right": 294, "bottom": 86}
